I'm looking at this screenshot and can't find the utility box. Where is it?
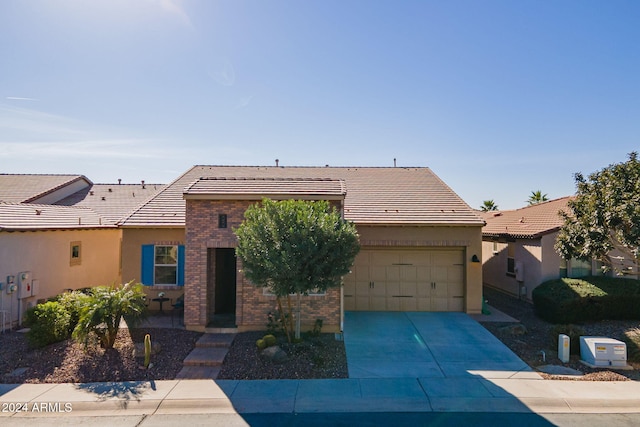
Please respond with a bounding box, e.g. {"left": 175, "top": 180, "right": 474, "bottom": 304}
{"left": 17, "top": 272, "right": 32, "bottom": 299}
{"left": 558, "top": 334, "right": 570, "bottom": 363}
{"left": 580, "top": 336, "right": 629, "bottom": 368}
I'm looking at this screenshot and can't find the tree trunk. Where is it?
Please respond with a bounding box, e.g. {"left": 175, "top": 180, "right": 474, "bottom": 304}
{"left": 286, "top": 294, "right": 295, "bottom": 340}
{"left": 276, "top": 296, "right": 291, "bottom": 343}
{"left": 295, "top": 293, "right": 302, "bottom": 340}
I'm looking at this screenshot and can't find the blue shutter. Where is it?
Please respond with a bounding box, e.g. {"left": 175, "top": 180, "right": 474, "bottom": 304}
{"left": 177, "top": 245, "right": 185, "bottom": 286}
{"left": 141, "top": 245, "right": 155, "bottom": 285}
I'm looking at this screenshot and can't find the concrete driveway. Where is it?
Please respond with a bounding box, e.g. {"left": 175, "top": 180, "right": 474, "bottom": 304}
{"left": 343, "top": 312, "right": 539, "bottom": 380}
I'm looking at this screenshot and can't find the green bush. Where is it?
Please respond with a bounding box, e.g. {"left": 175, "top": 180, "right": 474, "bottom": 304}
{"left": 263, "top": 334, "right": 277, "bottom": 347}
{"left": 24, "top": 301, "right": 71, "bottom": 348}
{"left": 550, "top": 324, "right": 585, "bottom": 355}
{"left": 256, "top": 339, "right": 266, "bottom": 350}
{"left": 532, "top": 277, "right": 640, "bottom": 323}
{"left": 54, "top": 291, "right": 90, "bottom": 335}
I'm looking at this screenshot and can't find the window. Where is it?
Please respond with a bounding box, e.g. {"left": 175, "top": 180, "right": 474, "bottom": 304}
{"left": 70, "top": 241, "right": 81, "bottom": 266}
{"left": 141, "top": 244, "right": 185, "bottom": 286}
{"left": 218, "top": 214, "right": 227, "bottom": 229}
{"left": 507, "top": 242, "right": 515, "bottom": 275}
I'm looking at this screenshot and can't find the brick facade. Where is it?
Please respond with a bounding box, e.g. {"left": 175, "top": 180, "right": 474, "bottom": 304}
{"left": 184, "top": 199, "right": 342, "bottom": 331}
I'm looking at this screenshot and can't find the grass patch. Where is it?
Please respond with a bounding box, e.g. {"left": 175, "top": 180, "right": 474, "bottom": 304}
{"left": 532, "top": 276, "right": 640, "bottom": 323}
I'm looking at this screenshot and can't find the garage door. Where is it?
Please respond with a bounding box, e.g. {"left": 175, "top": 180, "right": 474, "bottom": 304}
{"left": 343, "top": 249, "right": 465, "bottom": 312}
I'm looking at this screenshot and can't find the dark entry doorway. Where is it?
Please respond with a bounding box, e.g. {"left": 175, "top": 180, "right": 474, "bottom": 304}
{"left": 207, "top": 248, "right": 237, "bottom": 327}
{"left": 215, "top": 248, "right": 237, "bottom": 313}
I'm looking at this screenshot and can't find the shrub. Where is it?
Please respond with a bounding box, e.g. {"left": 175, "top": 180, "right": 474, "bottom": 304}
{"left": 532, "top": 277, "right": 640, "bottom": 323}
{"left": 263, "top": 334, "right": 277, "bottom": 347}
{"left": 24, "top": 301, "right": 71, "bottom": 348}
{"left": 256, "top": 339, "right": 266, "bottom": 350}
{"left": 550, "top": 324, "right": 585, "bottom": 355}
{"left": 55, "top": 291, "right": 90, "bottom": 335}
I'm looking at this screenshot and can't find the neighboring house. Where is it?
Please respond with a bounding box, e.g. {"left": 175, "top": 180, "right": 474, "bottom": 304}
{"left": 0, "top": 174, "right": 163, "bottom": 329}
{"left": 481, "top": 196, "right": 638, "bottom": 301}
{"left": 119, "top": 166, "right": 485, "bottom": 333}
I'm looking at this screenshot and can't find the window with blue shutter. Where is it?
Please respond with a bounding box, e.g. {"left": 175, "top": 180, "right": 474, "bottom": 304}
{"left": 141, "top": 244, "right": 185, "bottom": 286}
{"left": 141, "top": 244, "right": 155, "bottom": 285}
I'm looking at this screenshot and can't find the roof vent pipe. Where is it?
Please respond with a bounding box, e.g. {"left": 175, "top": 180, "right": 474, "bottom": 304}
{"left": 118, "top": 179, "right": 122, "bottom": 185}
{"left": 141, "top": 180, "right": 146, "bottom": 189}
{"left": 393, "top": 158, "right": 397, "bottom": 167}
{"left": 275, "top": 159, "right": 279, "bottom": 167}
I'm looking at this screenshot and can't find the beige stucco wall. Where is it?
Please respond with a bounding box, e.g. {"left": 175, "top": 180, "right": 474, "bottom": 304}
{"left": 356, "top": 225, "right": 484, "bottom": 314}
{"left": 0, "top": 228, "right": 121, "bottom": 327}
{"left": 120, "top": 227, "right": 186, "bottom": 306}
{"left": 482, "top": 234, "right": 563, "bottom": 301}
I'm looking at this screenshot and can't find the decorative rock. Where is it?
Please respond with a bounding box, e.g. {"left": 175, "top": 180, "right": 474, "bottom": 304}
{"left": 261, "top": 345, "right": 288, "bottom": 364}
{"left": 499, "top": 324, "right": 528, "bottom": 335}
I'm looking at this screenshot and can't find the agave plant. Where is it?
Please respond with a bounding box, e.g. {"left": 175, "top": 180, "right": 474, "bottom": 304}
{"left": 72, "top": 281, "right": 147, "bottom": 349}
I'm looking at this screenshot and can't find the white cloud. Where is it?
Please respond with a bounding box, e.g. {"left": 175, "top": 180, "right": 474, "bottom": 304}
{"left": 6, "top": 97, "right": 38, "bottom": 101}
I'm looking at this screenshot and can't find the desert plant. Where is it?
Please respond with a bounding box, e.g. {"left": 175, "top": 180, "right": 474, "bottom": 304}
{"left": 263, "top": 334, "right": 277, "bottom": 347}
{"left": 72, "top": 281, "right": 147, "bottom": 349}
{"left": 550, "top": 324, "right": 585, "bottom": 355}
{"left": 144, "top": 334, "right": 152, "bottom": 368}
{"left": 24, "top": 301, "right": 71, "bottom": 348}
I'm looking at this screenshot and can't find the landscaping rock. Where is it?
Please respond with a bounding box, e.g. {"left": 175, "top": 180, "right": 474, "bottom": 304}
{"left": 499, "top": 323, "right": 528, "bottom": 335}
{"left": 261, "top": 345, "right": 288, "bottom": 364}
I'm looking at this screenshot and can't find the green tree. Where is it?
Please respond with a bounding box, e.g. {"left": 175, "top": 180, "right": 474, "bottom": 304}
{"left": 555, "top": 152, "right": 640, "bottom": 276}
{"left": 480, "top": 200, "right": 499, "bottom": 212}
{"left": 235, "top": 198, "right": 360, "bottom": 341}
{"left": 527, "top": 190, "right": 549, "bottom": 205}
{"left": 72, "top": 281, "right": 147, "bottom": 349}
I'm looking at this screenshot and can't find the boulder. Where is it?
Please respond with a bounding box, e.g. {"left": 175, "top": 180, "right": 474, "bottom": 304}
{"left": 261, "top": 346, "right": 288, "bottom": 364}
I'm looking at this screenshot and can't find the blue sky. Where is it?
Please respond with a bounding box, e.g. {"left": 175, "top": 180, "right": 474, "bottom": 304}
{"left": 1, "top": 0, "right": 638, "bottom": 210}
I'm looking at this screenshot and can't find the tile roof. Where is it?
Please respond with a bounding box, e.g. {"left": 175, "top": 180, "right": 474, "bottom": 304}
{"left": 184, "top": 177, "right": 346, "bottom": 199}
{"left": 0, "top": 174, "right": 90, "bottom": 203}
{"left": 120, "top": 166, "right": 484, "bottom": 227}
{"left": 481, "top": 196, "right": 573, "bottom": 239}
{"left": 0, "top": 202, "right": 114, "bottom": 231}
{"left": 55, "top": 183, "right": 166, "bottom": 224}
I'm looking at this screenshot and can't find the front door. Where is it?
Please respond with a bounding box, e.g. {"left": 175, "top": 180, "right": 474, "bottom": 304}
{"left": 215, "top": 248, "right": 237, "bottom": 314}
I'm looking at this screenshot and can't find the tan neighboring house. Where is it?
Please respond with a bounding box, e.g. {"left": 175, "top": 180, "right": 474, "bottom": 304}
{"left": 0, "top": 174, "right": 163, "bottom": 329}
{"left": 481, "top": 196, "right": 638, "bottom": 301}
{"left": 119, "top": 165, "right": 485, "bottom": 333}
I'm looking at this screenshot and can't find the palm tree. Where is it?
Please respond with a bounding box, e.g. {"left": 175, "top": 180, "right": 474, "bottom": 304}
{"left": 480, "top": 200, "right": 499, "bottom": 212}
{"left": 527, "top": 190, "right": 549, "bottom": 205}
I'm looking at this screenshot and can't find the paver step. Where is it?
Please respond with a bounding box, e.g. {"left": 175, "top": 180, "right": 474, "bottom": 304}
{"left": 196, "top": 333, "right": 236, "bottom": 348}
{"left": 182, "top": 347, "right": 228, "bottom": 367}
{"left": 175, "top": 366, "right": 221, "bottom": 380}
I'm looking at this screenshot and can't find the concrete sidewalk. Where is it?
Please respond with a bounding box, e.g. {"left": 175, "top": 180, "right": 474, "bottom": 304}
{"left": 1, "top": 378, "right": 640, "bottom": 420}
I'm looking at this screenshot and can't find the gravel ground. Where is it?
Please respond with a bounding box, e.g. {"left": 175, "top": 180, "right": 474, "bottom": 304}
{"left": 3, "top": 289, "right": 638, "bottom": 383}
{"left": 218, "top": 331, "right": 348, "bottom": 380}
{"left": 481, "top": 286, "right": 640, "bottom": 381}
{"left": 0, "top": 327, "right": 202, "bottom": 383}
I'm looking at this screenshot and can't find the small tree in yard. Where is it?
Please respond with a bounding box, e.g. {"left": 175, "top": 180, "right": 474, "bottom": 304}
{"left": 72, "top": 281, "right": 147, "bottom": 349}
{"left": 555, "top": 152, "right": 640, "bottom": 276}
{"left": 235, "top": 198, "right": 360, "bottom": 342}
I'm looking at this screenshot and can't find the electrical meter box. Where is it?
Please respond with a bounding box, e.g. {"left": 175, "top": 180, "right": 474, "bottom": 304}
{"left": 17, "top": 271, "right": 32, "bottom": 299}
{"left": 580, "top": 336, "right": 628, "bottom": 368}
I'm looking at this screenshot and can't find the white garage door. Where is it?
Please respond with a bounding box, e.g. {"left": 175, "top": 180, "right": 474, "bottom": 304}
{"left": 343, "top": 249, "right": 465, "bottom": 312}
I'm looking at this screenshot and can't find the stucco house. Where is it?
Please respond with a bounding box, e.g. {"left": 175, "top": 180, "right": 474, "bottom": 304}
{"left": 0, "top": 174, "right": 163, "bottom": 329}
{"left": 481, "top": 196, "right": 638, "bottom": 301}
{"left": 119, "top": 165, "right": 485, "bottom": 333}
